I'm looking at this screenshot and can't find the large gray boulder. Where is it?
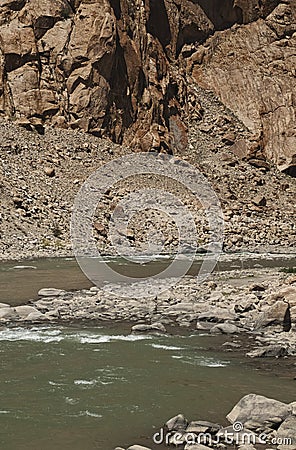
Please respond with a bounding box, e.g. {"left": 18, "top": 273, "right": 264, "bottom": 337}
{"left": 131, "top": 322, "right": 166, "bottom": 334}
{"left": 186, "top": 420, "right": 221, "bottom": 434}
{"left": 198, "top": 308, "right": 236, "bottom": 323}
{"left": 38, "top": 288, "right": 64, "bottom": 297}
{"left": 25, "top": 311, "right": 46, "bottom": 321}
{"left": 0, "top": 303, "right": 10, "bottom": 308}
{"left": 0, "top": 307, "right": 18, "bottom": 320}
{"left": 246, "top": 345, "right": 288, "bottom": 358}
{"left": 277, "top": 415, "right": 296, "bottom": 450}
{"left": 15, "top": 305, "right": 40, "bottom": 318}
{"left": 210, "top": 323, "right": 241, "bottom": 334}
{"left": 254, "top": 300, "right": 290, "bottom": 329}
{"left": 226, "top": 394, "right": 291, "bottom": 429}
{"left": 165, "top": 414, "right": 188, "bottom": 432}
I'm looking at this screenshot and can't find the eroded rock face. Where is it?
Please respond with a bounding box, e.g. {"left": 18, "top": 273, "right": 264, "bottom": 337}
{"left": 0, "top": 0, "right": 208, "bottom": 152}
{"left": 191, "top": 0, "right": 296, "bottom": 173}
{"left": 0, "top": 0, "right": 295, "bottom": 173}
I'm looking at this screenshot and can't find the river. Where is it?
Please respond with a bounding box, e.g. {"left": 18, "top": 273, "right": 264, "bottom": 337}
{"left": 0, "top": 256, "right": 295, "bottom": 450}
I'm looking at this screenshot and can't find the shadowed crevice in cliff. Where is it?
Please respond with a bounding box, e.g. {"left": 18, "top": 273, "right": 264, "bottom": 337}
{"left": 147, "top": 0, "right": 171, "bottom": 49}
{"left": 195, "top": 0, "right": 243, "bottom": 29}
{"left": 4, "top": 53, "right": 37, "bottom": 73}
{"left": 283, "top": 166, "right": 296, "bottom": 178}
{"left": 195, "top": 0, "right": 282, "bottom": 28}
{"left": 33, "top": 15, "right": 61, "bottom": 40}
{"left": 257, "top": 0, "right": 282, "bottom": 18}
{"left": 8, "top": 0, "right": 26, "bottom": 11}
{"left": 101, "top": 36, "right": 134, "bottom": 143}
{"left": 176, "top": 22, "right": 210, "bottom": 55}
{"left": 109, "top": 0, "right": 121, "bottom": 19}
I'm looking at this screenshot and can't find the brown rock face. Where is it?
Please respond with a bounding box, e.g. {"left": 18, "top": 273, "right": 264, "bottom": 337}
{"left": 0, "top": 0, "right": 295, "bottom": 173}
{"left": 0, "top": 0, "right": 207, "bottom": 152}
{"left": 191, "top": 1, "right": 296, "bottom": 174}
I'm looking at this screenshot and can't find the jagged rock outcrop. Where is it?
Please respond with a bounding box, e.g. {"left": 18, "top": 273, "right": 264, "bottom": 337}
{"left": 0, "top": 0, "right": 295, "bottom": 173}
{"left": 190, "top": 1, "right": 296, "bottom": 174}
{"left": 0, "top": 0, "right": 207, "bottom": 152}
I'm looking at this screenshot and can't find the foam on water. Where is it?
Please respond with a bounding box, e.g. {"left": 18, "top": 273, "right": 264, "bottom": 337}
{"left": 151, "top": 344, "right": 184, "bottom": 351}
{"left": 0, "top": 328, "right": 63, "bottom": 343}
{"left": 78, "top": 410, "right": 102, "bottom": 418}
{"left": 65, "top": 397, "right": 79, "bottom": 405}
{"left": 0, "top": 327, "right": 151, "bottom": 345}
{"left": 69, "top": 410, "right": 103, "bottom": 418}
{"left": 78, "top": 334, "right": 151, "bottom": 344}
{"left": 74, "top": 379, "right": 97, "bottom": 386}
{"left": 49, "top": 381, "right": 66, "bottom": 386}
{"left": 0, "top": 326, "right": 228, "bottom": 369}
{"left": 171, "top": 354, "right": 229, "bottom": 367}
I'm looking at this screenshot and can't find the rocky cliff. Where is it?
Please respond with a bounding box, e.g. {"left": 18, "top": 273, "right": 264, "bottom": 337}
{"left": 0, "top": 0, "right": 295, "bottom": 173}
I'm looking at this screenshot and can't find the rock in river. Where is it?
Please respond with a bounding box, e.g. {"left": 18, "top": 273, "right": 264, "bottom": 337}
{"left": 38, "top": 288, "right": 64, "bottom": 297}
{"left": 226, "top": 394, "right": 291, "bottom": 430}
{"left": 131, "top": 322, "right": 167, "bottom": 334}
{"left": 210, "top": 323, "right": 241, "bottom": 334}
{"left": 165, "top": 414, "right": 188, "bottom": 432}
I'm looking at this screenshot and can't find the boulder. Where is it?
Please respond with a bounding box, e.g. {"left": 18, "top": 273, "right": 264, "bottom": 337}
{"left": 246, "top": 345, "right": 289, "bottom": 358}
{"left": 25, "top": 311, "right": 46, "bottom": 321}
{"left": 15, "top": 305, "right": 40, "bottom": 318}
{"left": 38, "top": 288, "right": 64, "bottom": 297}
{"left": 131, "top": 322, "right": 166, "bottom": 334}
{"left": 234, "top": 297, "right": 257, "bottom": 314}
{"left": 226, "top": 394, "right": 291, "bottom": 429}
{"left": 186, "top": 420, "right": 221, "bottom": 434}
{"left": 264, "top": 287, "right": 296, "bottom": 308}
{"left": 0, "top": 307, "right": 17, "bottom": 320}
{"left": 197, "top": 308, "right": 236, "bottom": 323}
{"left": 44, "top": 167, "right": 55, "bottom": 177}
{"left": 252, "top": 195, "right": 267, "bottom": 207}
{"left": 165, "top": 414, "right": 188, "bottom": 432}
{"left": 196, "top": 321, "right": 215, "bottom": 331}
{"left": 246, "top": 344, "right": 289, "bottom": 358}
{"left": 254, "top": 300, "right": 290, "bottom": 328}
{"left": 277, "top": 416, "right": 296, "bottom": 450}
{"left": 210, "top": 323, "right": 241, "bottom": 334}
